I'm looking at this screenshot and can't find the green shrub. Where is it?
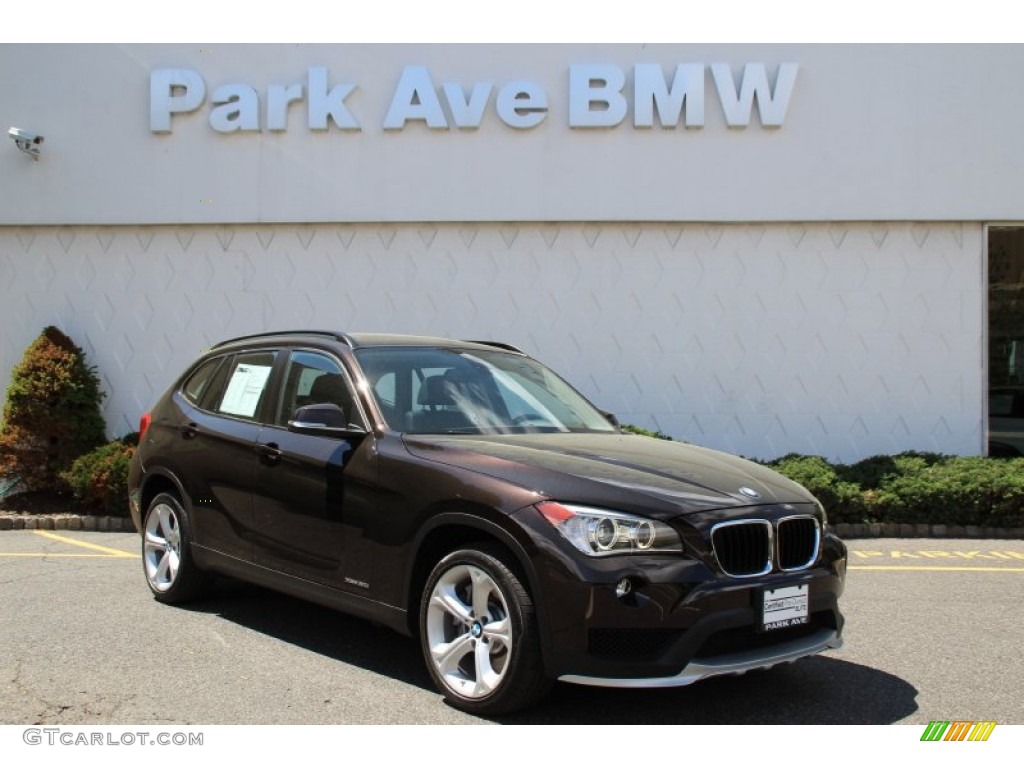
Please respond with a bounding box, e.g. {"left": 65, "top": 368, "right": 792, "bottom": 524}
{"left": 837, "top": 452, "right": 948, "bottom": 490}
{"left": 764, "top": 454, "right": 864, "bottom": 522}
{"left": 60, "top": 438, "right": 135, "bottom": 517}
{"left": 614, "top": 436, "right": 1023, "bottom": 528}
{"left": 0, "top": 327, "right": 107, "bottom": 491}
{"left": 877, "top": 457, "right": 1024, "bottom": 527}
{"left": 765, "top": 451, "right": 1024, "bottom": 528}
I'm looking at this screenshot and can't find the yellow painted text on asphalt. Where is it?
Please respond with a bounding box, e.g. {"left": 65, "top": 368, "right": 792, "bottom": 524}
{"left": 849, "top": 548, "right": 1024, "bottom": 572}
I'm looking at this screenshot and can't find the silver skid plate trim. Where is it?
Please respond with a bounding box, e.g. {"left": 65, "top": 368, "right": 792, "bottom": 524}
{"left": 559, "top": 628, "right": 842, "bottom": 689}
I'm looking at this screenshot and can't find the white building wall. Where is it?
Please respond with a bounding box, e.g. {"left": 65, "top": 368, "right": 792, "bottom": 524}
{"left": 0, "top": 221, "right": 983, "bottom": 462}
{"left": 3, "top": 45, "right": 1024, "bottom": 225}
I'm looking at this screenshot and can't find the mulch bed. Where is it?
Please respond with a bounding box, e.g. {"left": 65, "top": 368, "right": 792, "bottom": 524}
{"left": 0, "top": 490, "right": 136, "bottom": 531}
{"left": 0, "top": 490, "right": 90, "bottom": 515}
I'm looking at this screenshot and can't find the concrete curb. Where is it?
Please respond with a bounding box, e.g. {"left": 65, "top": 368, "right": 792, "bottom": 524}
{"left": 0, "top": 513, "right": 137, "bottom": 532}
{"left": 833, "top": 522, "right": 1024, "bottom": 539}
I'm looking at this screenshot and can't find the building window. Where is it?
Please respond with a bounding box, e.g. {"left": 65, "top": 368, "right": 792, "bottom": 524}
{"left": 988, "top": 227, "right": 1024, "bottom": 456}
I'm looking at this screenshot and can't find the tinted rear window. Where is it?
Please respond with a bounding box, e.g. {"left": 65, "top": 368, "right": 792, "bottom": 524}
{"left": 181, "top": 357, "right": 224, "bottom": 406}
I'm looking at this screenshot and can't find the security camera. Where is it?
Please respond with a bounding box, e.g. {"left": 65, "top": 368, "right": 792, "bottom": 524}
{"left": 8, "top": 127, "right": 44, "bottom": 159}
{"left": 9, "top": 127, "right": 42, "bottom": 144}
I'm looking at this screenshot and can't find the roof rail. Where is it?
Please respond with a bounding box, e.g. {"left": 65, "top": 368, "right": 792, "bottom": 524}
{"left": 463, "top": 340, "right": 526, "bottom": 354}
{"left": 212, "top": 330, "right": 354, "bottom": 349}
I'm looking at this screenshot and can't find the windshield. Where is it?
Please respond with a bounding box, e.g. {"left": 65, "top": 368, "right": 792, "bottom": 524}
{"left": 354, "top": 347, "right": 617, "bottom": 435}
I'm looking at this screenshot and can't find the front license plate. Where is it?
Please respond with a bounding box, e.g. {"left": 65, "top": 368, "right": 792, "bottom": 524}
{"left": 760, "top": 584, "right": 809, "bottom": 631}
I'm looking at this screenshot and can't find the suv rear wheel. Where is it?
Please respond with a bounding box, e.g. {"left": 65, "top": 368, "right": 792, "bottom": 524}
{"left": 420, "top": 544, "right": 551, "bottom": 715}
{"left": 142, "top": 492, "right": 210, "bottom": 604}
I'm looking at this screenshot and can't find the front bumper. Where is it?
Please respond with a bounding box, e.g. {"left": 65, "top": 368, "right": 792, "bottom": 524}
{"left": 513, "top": 505, "right": 847, "bottom": 684}
{"left": 561, "top": 627, "right": 842, "bottom": 688}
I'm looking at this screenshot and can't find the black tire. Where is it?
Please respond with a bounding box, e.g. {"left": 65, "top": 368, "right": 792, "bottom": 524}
{"left": 420, "top": 544, "right": 552, "bottom": 715}
{"left": 141, "top": 492, "right": 211, "bottom": 604}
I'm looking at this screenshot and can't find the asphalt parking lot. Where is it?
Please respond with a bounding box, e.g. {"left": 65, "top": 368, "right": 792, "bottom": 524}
{"left": 1, "top": 530, "right": 1022, "bottom": 725}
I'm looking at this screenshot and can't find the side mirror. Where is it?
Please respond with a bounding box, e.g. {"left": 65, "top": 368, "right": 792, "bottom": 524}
{"left": 288, "top": 404, "right": 368, "bottom": 439}
{"left": 600, "top": 409, "right": 620, "bottom": 428}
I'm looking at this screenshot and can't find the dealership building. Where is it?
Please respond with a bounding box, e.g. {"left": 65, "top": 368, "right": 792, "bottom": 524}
{"left": 1, "top": 44, "right": 1022, "bottom": 462}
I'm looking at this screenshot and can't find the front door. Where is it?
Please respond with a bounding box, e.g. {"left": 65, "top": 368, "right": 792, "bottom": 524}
{"left": 250, "top": 350, "right": 377, "bottom": 591}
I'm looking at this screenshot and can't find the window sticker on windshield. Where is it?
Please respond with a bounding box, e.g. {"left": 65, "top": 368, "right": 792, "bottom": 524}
{"left": 220, "top": 363, "right": 272, "bottom": 417}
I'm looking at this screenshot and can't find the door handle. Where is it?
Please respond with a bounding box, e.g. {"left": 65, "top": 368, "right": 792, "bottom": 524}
{"left": 179, "top": 422, "right": 199, "bottom": 439}
{"left": 255, "top": 442, "right": 283, "bottom": 464}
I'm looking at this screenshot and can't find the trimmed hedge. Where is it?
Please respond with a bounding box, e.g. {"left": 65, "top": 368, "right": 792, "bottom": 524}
{"left": 764, "top": 452, "right": 1024, "bottom": 528}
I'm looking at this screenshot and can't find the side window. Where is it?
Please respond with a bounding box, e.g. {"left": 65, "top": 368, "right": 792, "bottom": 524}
{"left": 214, "top": 351, "right": 277, "bottom": 421}
{"left": 355, "top": 350, "right": 408, "bottom": 430}
{"left": 373, "top": 372, "right": 396, "bottom": 407}
{"left": 371, "top": 371, "right": 399, "bottom": 426}
{"left": 276, "top": 351, "right": 356, "bottom": 426}
{"left": 197, "top": 356, "right": 234, "bottom": 411}
{"left": 181, "top": 357, "right": 224, "bottom": 406}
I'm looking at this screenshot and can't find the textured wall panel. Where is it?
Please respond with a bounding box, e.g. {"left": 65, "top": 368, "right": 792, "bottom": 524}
{"left": 0, "top": 222, "right": 984, "bottom": 461}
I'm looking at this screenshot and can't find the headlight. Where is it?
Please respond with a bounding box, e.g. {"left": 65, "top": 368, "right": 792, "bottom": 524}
{"left": 536, "top": 502, "right": 683, "bottom": 556}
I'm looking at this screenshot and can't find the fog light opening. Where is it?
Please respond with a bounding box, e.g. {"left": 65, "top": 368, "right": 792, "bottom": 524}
{"left": 615, "top": 578, "right": 633, "bottom": 599}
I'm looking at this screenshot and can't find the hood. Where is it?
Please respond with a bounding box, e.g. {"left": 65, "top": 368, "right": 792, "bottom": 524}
{"left": 403, "top": 432, "right": 817, "bottom": 516}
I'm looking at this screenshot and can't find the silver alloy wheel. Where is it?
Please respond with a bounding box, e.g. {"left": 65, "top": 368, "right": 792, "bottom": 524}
{"left": 143, "top": 501, "right": 182, "bottom": 592}
{"left": 425, "top": 563, "right": 513, "bottom": 699}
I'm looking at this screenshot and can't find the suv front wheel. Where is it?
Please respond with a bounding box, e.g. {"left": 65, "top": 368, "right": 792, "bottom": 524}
{"left": 420, "top": 545, "right": 551, "bottom": 715}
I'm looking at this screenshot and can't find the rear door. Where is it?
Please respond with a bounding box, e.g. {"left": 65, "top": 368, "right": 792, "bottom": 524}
{"left": 173, "top": 349, "right": 279, "bottom": 562}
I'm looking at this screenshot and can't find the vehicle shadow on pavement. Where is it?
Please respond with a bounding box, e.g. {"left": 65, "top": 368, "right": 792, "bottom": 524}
{"left": 496, "top": 656, "right": 918, "bottom": 724}
{"left": 179, "top": 580, "right": 436, "bottom": 692}
{"left": 181, "top": 580, "right": 917, "bottom": 725}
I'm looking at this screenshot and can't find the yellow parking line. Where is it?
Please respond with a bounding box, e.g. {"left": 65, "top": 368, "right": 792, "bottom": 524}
{"left": 849, "top": 565, "right": 1024, "bottom": 572}
{"left": 32, "top": 530, "right": 139, "bottom": 558}
{"left": 0, "top": 552, "right": 133, "bottom": 558}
